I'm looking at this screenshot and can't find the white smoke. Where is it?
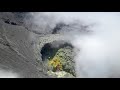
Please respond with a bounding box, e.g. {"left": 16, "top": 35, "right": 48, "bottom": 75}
{"left": 0, "top": 69, "right": 19, "bottom": 78}
{"left": 70, "top": 12, "right": 120, "bottom": 78}
{"left": 29, "top": 12, "right": 120, "bottom": 78}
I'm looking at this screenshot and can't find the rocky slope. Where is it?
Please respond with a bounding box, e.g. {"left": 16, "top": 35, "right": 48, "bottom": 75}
{"left": 0, "top": 12, "right": 49, "bottom": 78}
{"left": 0, "top": 12, "right": 90, "bottom": 78}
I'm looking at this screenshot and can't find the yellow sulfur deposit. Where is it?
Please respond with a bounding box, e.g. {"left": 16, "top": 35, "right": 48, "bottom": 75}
{"left": 48, "top": 55, "right": 63, "bottom": 71}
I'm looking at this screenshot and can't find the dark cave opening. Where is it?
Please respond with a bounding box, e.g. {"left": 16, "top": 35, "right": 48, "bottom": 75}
{"left": 40, "top": 41, "right": 74, "bottom": 62}
{"left": 40, "top": 41, "right": 76, "bottom": 77}
{"left": 41, "top": 43, "right": 58, "bottom": 61}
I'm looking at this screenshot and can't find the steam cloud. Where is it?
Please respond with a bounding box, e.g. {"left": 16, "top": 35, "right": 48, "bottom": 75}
{"left": 0, "top": 69, "right": 19, "bottom": 78}
{"left": 28, "top": 12, "right": 120, "bottom": 78}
